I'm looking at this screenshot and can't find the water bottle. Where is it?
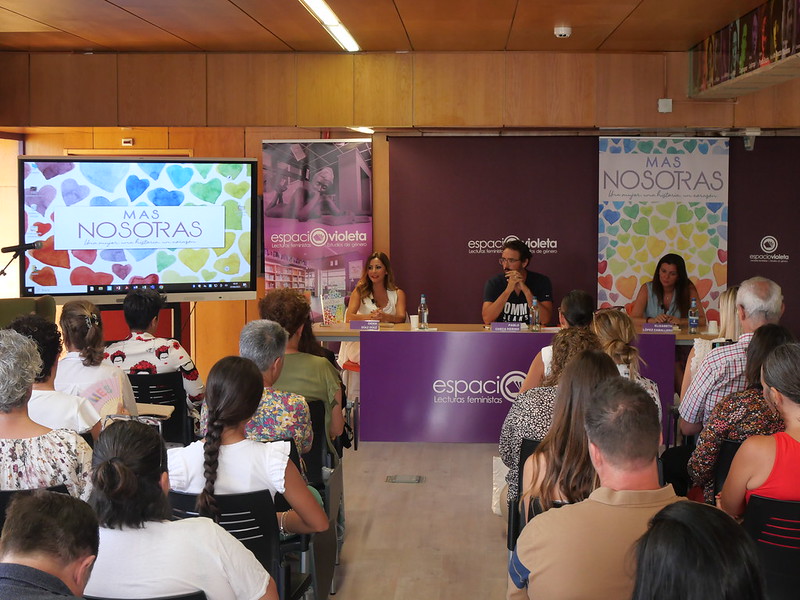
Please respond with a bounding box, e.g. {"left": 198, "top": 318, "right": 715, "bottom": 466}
{"left": 418, "top": 294, "right": 429, "bottom": 330}
{"left": 529, "top": 297, "right": 540, "bottom": 332}
{"left": 688, "top": 297, "right": 699, "bottom": 334}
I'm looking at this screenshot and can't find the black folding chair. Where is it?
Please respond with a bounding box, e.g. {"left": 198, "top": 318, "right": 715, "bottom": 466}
{"left": 85, "top": 592, "right": 206, "bottom": 600}
{"left": 712, "top": 438, "right": 743, "bottom": 497}
{"left": 743, "top": 494, "right": 800, "bottom": 600}
{"left": 506, "top": 438, "right": 540, "bottom": 557}
{"left": 128, "top": 371, "right": 194, "bottom": 446}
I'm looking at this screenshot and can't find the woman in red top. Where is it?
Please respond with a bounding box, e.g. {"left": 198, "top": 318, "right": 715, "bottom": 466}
{"left": 721, "top": 343, "right": 800, "bottom": 519}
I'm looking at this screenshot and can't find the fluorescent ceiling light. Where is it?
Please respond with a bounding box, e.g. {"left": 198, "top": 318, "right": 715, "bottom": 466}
{"left": 349, "top": 127, "right": 374, "bottom": 134}
{"left": 297, "top": 0, "right": 360, "bottom": 52}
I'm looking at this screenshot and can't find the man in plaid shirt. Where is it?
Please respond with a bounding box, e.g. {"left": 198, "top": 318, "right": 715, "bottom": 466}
{"left": 679, "top": 276, "right": 783, "bottom": 436}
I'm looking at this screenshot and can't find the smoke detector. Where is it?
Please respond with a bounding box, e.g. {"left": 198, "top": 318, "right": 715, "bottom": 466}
{"left": 554, "top": 26, "right": 572, "bottom": 39}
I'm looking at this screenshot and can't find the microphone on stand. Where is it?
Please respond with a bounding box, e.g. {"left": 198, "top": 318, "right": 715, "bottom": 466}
{"left": 1, "top": 241, "right": 43, "bottom": 254}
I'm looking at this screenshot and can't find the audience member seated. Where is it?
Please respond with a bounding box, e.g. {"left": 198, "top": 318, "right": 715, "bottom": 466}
{"left": 679, "top": 285, "right": 741, "bottom": 400}
{"left": 519, "top": 290, "right": 594, "bottom": 392}
{"left": 104, "top": 289, "right": 205, "bottom": 406}
{"left": 592, "top": 308, "right": 662, "bottom": 420}
{"left": 519, "top": 350, "right": 619, "bottom": 520}
{"left": 0, "top": 330, "right": 92, "bottom": 500}
{"left": 508, "top": 378, "right": 680, "bottom": 600}
{"left": 259, "top": 289, "right": 345, "bottom": 444}
{"left": 54, "top": 300, "right": 137, "bottom": 417}
{"left": 721, "top": 343, "right": 800, "bottom": 520}
{"left": 7, "top": 315, "right": 101, "bottom": 440}
{"left": 631, "top": 253, "right": 706, "bottom": 328}
{"left": 680, "top": 276, "right": 783, "bottom": 436}
{"left": 499, "top": 328, "right": 600, "bottom": 502}
{"left": 689, "top": 324, "right": 794, "bottom": 503}
{"left": 85, "top": 419, "right": 278, "bottom": 600}
{"left": 202, "top": 320, "right": 313, "bottom": 455}
{"left": 0, "top": 490, "right": 99, "bottom": 600}
{"left": 631, "top": 501, "right": 766, "bottom": 600}
{"left": 169, "top": 356, "right": 327, "bottom": 534}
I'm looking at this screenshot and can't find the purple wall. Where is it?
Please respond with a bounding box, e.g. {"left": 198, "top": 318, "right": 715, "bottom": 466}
{"left": 389, "top": 137, "right": 599, "bottom": 324}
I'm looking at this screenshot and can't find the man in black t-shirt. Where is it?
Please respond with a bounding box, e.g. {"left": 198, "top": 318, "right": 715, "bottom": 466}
{"left": 482, "top": 239, "right": 553, "bottom": 324}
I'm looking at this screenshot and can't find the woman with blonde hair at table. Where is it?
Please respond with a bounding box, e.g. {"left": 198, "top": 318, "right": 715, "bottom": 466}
{"left": 679, "top": 285, "right": 741, "bottom": 400}
{"left": 339, "top": 251, "right": 407, "bottom": 366}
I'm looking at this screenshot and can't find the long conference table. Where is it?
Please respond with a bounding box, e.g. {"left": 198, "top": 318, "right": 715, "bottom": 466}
{"left": 314, "top": 323, "right": 714, "bottom": 444}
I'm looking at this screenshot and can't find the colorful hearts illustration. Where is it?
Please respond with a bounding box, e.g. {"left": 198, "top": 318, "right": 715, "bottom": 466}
{"left": 617, "top": 275, "right": 638, "bottom": 299}
{"left": 89, "top": 196, "right": 127, "bottom": 207}
{"left": 30, "top": 237, "right": 70, "bottom": 269}
{"left": 676, "top": 205, "right": 693, "bottom": 223}
{"left": 127, "top": 248, "right": 156, "bottom": 262}
{"left": 177, "top": 249, "right": 209, "bottom": 273}
{"left": 30, "top": 266, "right": 56, "bottom": 286}
{"left": 196, "top": 164, "right": 212, "bottom": 179}
{"left": 61, "top": 178, "right": 90, "bottom": 206}
{"left": 598, "top": 260, "right": 608, "bottom": 274}
{"left": 32, "top": 222, "right": 52, "bottom": 236}
{"left": 160, "top": 270, "right": 197, "bottom": 283}
{"left": 599, "top": 274, "right": 613, "bottom": 290}
{"left": 651, "top": 217, "right": 669, "bottom": 234}
{"left": 130, "top": 274, "right": 159, "bottom": 285}
{"left": 112, "top": 264, "right": 132, "bottom": 280}
{"left": 70, "top": 266, "right": 113, "bottom": 286}
{"left": 622, "top": 205, "right": 639, "bottom": 219}
{"left": 167, "top": 165, "right": 193, "bottom": 189}
{"left": 201, "top": 269, "right": 216, "bottom": 281}
{"left": 619, "top": 219, "right": 632, "bottom": 232}
{"left": 713, "top": 263, "right": 727, "bottom": 286}
{"left": 214, "top": 254, "right": 240, "bottom": 275}
{"left": 38, "top": 162, "right": 74, "bottom": 179}
{"left": 694, "top": 278, "right": 713, "bottom": 299}
{"left": 156, "top": 251, "right": 177, "bottom": 271}
{"left": 80, "top": 162, "right": 129, "bottom": 193}
{"left": 223, "top": 200, "right": 243, "bottom": 230}
{"left": 717, "top": 249, "right": 728, "bottom": 262}
{"left": 632, "top": 218, "right": 649, "bottom": 236}
{"left": 217, "top": 164, "right": 243, "bottom": 179}
{"left": 25, "top": 185, "right": 56, "bottom": 216}
{"left": 647, "top": 238, "right": 666, "bottom": 257}
{"left": 237, "top": 232, "right": 251, "bottom": 263}
{"left": 126, "top": 175, "right": 150, "bottom": 201}
{"left": 213, "top": 232, "right": 235, "bottom": 257}
{"left": 664, "top": 226, "right": 677, "bottom": 240}
{"left": 190, "top": 180, "right": 222, "bottom": 204}
{"left": 71, "top": 249, "right": 97, "bottom": 265}
{"left": 141, "top": 163, "right": 165, "bottom": 180}
{"left": 148, "top": 188, "right": 184, "bottom": 206}
{"left": 224, "top": 181, "right": 250, "bottom": 199}
{"left": 618, "top": 246, "right": 633, "bottom": 260}
{"left": 100, "top": 249, "right": 126, "bottom": 262}
{"left": 632, "top": 237, "right": 645, "bottom": 250}
{"left": 609, "top": 293, "right": 620, "bottom": 303}
{"left": 656, "top": 203, "right": 674, "bottom": 218}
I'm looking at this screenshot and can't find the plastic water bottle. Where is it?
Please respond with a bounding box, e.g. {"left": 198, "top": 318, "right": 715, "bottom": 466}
{"left": 688, "top": 297, "right": 699, "bottom": 334}
{"left": 418, "top": 294, "right": 429, "bottom": 330}
{"left": 529, "top": 297, "right": 540, "bottom": 332}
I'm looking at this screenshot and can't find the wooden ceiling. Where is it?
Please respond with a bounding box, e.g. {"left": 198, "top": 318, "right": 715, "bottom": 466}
{"left": 0, "top": 0, "right": 766, "bottom": 54}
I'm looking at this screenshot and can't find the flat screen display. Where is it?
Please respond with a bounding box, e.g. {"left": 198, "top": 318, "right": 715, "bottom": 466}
{"left": 19, "top": 156, "right": 258, "bottom": 304}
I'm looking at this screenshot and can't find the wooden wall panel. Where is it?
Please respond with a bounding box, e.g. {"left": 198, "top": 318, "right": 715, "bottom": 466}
{"left": 413, "top": 53, "right": 505, "bottom": 127}
{"left": 118, "top": 54, "right": 207, "bottom": 126}
{"left": 505, "top": 53, "right": 596, "bottom": 127}
{"left": 296, "top": 55, "right": 354, "bottom": 126}
{"left": 354, "top": 54, "right": 413, "bottom": 127}
{"left": 207, "top": 54, "right": 296, "bottom": 126}
{"left": 29, "top": 54, "right": 117, "bottom": 126}
{"left": 734, "top": 77, "right": 800, "bottom": 128}
{"left": 92, "top": 127, "right": 169, "bottom": 149}
{"left": 0, "top": 54, "right": 30, "bottom": 126}
{"left": 372, "top": 134, "right": 390, "bottom": 252}
{"left": 24, "top": 129, "right": 94, "bottom": 155}
{"left": 191, "top": 299, "right": 248, "bottom": 380}
{"left": 658, "top": 52, "right": 735, "bottom": 128}
{"left": 169, "top": 127, "right": 245, "bottom": 157}
{"left": 596, "top": 54, "right": 663, "bottom": 127}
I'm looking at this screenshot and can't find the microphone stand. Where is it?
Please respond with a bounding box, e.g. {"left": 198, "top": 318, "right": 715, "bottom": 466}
{"left": 0, "top": 250, "right": 23, "bottom": 277}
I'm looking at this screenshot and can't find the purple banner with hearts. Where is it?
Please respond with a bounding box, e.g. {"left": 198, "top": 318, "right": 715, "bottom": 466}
{"left": 359, "top": 330, "right": 676, "bottom": 443}
{"left": 262, "top": 140, "right": 373, "bottom": 323}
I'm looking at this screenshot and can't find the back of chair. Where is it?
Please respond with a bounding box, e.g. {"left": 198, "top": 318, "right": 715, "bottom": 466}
{"left": 506, "top": 438, "right": 540, "bottom": 552}
{"left": 743, "top": 494, "right": 800, "bottom": 600}
{"left": 713, "top": 439, "right": 743, "bottom": 496}
{"left": 169, "top": 490, "right": 282, "bottom": 589}
{"left": 0, "top": 484, "right": 69, "bottom": 529}
{"left": 303, "top": 399, "right": 331, "bottom": 488}
{"left": 85, "top": 592, "right": 207, "bottom": 600}
{"left": 0, "top": 295, "right": 56, "bottom": 328}
{"left": 128, "top": 372, "right": 192, "bottom": 446}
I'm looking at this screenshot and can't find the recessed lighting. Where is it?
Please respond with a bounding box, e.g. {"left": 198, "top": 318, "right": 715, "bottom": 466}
{"left": 349, "top": 127, "right": 374, "bottom": 135}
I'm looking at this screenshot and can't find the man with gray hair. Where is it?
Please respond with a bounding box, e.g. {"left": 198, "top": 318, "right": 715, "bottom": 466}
{"left": 680, "top": 276, "right": 784, "bottom": 436}
{"left": 508, "top": 378, "right": 679, "bottom": 600}
{"left": 201, "top": 320, "right": 312, "bottom": 454}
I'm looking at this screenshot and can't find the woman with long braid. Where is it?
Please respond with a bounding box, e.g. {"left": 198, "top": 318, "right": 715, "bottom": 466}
{"left": 168, "top": 356, "right": 327, "bottom": 533}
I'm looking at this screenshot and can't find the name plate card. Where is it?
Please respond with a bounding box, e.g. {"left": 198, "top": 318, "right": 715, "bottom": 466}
{"left": 350, "top": 320, "right": 380, "bottom": 331}
{"left": 642, "top": 323, "right": 677, "bottom": 333}
{"left": 491, "top": 322, "right": 525, "bottom": 332}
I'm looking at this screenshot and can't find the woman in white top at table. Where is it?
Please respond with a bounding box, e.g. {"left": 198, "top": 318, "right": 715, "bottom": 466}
{"left": 168, "top": 356, "right": 328, "bottom": 535}
{"left": 54, "top": 300, "right": 137, "bottom": 418}
{"left": 339, "top": 252, "right": 406, "bottom": 365}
